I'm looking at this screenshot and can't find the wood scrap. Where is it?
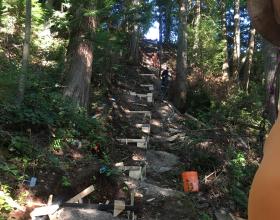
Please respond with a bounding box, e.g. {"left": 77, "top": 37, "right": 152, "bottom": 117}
{"left": 229, "top": 213, "right": 247, "bottom": 220}
{"left": 30, "top": 205, "right": 59, "bottom": 218}
{"left": 113, "top": 200, "right": 126, "bottom": 217}
{"left": 66, "top": 185, "right": 95, "bottom": 203}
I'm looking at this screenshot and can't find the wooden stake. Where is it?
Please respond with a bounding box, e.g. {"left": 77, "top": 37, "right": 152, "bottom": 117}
{"left": 113, "top": 200, "right": 126, "bottom": 217}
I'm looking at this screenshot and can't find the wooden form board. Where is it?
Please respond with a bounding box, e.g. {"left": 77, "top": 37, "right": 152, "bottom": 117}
{"left": 139, "top": 74, "right": 156, "bottom": 78}
{"left": 30, "top": 205, "right": 60, "bottom": 218}
{"left": 115, "top": 164, "right": 146, "bottom": 180}
{"left": 140, "top": 84, "right": 154, "bottom": 91}
{"left": 135, "top": 124, "right": 150, "bottom": 134}
{"left": 113, "top": 200, "right": 126, "bottom": 217}
{"left": 129, "top": 92, "right": 153, "bottom": 103}
{"left": 66, "top": 185, "right": 95, "bottom": 203}
{"left": 124, "top": 110, "right": 152, "bottom": 119}
{"left": 117, "top": 138, "right": 148, "bottom": 149}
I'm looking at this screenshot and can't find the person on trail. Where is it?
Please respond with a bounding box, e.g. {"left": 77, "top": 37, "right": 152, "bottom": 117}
{"left": 160, "top": 67, "right": 170, "bottom": 97}
{"left": 248, "top": 0, "right": 280, "bottom": 219}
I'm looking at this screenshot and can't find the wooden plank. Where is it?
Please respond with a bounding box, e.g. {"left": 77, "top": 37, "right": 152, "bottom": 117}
{"left": 137, "top": 141, "right": 148, "bottom": 149}
{"left": 141, "top": 165, "right": 147, "bottom": 179}
{"left": 124, "top": 110, "right": 151, "bottom": 115}
{"left": 117, "top": 138, "right": 148, "bottom": 149}
{"left": 47, "top": 195, "right": 53, "bottom": 206}
{"left": 229, "top": 213, "right": 247, "bottom": 220}
{"left": 135, "top": 124, "right": 151, "bottom": 134}
{"left": 30, "top": 205, "right": 59, "bottom": 217}
{"left": 140, "top": 84, "right": 154, "bottom": 91}
{"left": 139, "top": 74, "right": 156, "bottom": 77}
{"left": 129, "top": 167, "right": 142, "bottom": 180}
{"left": 147, "top": 93, "right": 153, "bottom": 103}
{"left": 66, "top": 185, "right": 95, "bottom": 203}
{"left": 117, "top": 138, "right": 147, "bottom": 143}
{"left": 113, "top": 200, "right": 126, "bottom": 217}
{"left": 129, "top": 92, "right": 153, "bottom": 103}
{"left": 116, "top": 165, "right": 143, "bottom": 180}
{"left": 117, "top": 166, "right": 142, "bottom": 172}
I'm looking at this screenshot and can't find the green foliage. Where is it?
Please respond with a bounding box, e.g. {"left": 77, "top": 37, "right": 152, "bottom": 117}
{"left": 188, "top": 16, "right": 225, "bottom": 74}
{"left": 49, "top": 9, "right": 69, "bottom": 37}
{"left": 229, "top": 152, "right": 246, "bottom": 181}
{"left": 215, "top": 86, "right": 264, "bottom": 129}
{"left": 187, "top": 86, "right": 211, "bottom": 118}
{"left": 199, "top": 213, "right": 213, "bottom": 220}
{"left": 0, "top": 162, "right": 20, "bottom": 178}
{"left": 0, "top": 60, "right": 20, "bottom": 102}
{"left": 61, "top": 176, "right": 71, "bottom": 187}
{"left": 0, "top": 0, "right": 4, "bottom": 25}
{"left": 0, "top": 185, "right": 13, "bottom": 214}
{"left": 190, "top": 149, "right": 222, "bottom": 172}
{"left": 228, "top": 150, "right": 258, "bottom": 210}
{"left": 93, "top": 30, "right": 127, "bottom": 83}
{"left": 51, "top": 138, "right": 64, "bottom": 151}
{"left": 9, "top": 136, "right": 32, "bottom": 155}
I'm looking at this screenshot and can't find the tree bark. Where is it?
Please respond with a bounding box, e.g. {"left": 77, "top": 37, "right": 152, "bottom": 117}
{"left": 18, "top": 0, "right": 31, "bottom": 104}
{"left": 172, "top": 0, "right": 188, "bottom": 112}
{"left": 264, "top": 41, "right": 279, "bottom": 124}
{"left": 187, "top": 0, "right": 193, "bottom": 25}
{"left": 0, "top": 0, "right": 3, "bottom": 27}
{"left": 64, "top": 1, "right": 97, "bottom": 108}
{"left": 158, "top": 6, "right": 163, "bottom": 75}
{"left": 164, "top": 1, "right": 172, "bottom": 44}
{"left": 221, "top": 0, "right": 229, "bottom": 80}
{"left": 193, "top": 0, "right": 200, "bottom": 61}
{"left": 129, "top": 24, "right": 140, "bottom": 63}
{"left": 242, "top": 27, "right": 256, "bottom": 92}
{"left": 232, "top": 0, "right": 240, "bottom": 80}
{"left": 129, "top": 0, "right": 141, "bottom": 64}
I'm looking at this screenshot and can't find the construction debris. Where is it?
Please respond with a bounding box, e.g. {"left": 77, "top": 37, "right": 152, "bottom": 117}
{"left": 117, "top": 138, "right": 148, "bottom": 149}
{"left": 66, "top": 185, "right": 95, "bottom": 203}
{"left": 114, "top": 200, "right": 126, "bottom": 217}
{"left": 140, "top": 84, "right": 154, "bottom": 91}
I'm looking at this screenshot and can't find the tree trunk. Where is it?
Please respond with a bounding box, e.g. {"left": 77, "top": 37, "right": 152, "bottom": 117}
{"left": 221, "top": 0, "right": 229, "bottom": 80}
{"left": 0, "top": 0, "right": 3, "bottom": 27}
{"left": 129, "top": 0, "right": 140, "bottom": 64}
{"left": 232, "top": 0, "right": 240, "bottom": 80}
{"left": 187, "top": 0, "right": 193, "bottom": 25}
{"left": 172, "top": 0, "right": 188, "bottom": 112}
{"left": 18, "top": 0, "right": 31, "bottom": 104}
{"left": 64, "top": 1, "right": 97, "bottom": 108}
{"left": 264, "top": 41, "right": 279, "bottom": 124}
{"left": 193, "top": 0, "right": 200, "bottom": 61}
{"left": 129, "top": 25, "right": 140, "bottom": 63}
{"left": 242, "top": 27, "right": 256, "bottom": 92}
{"left": 158, "top": 7, "right": 163, "bottom": 75}
{"left": 164, "top": 1, "right": 172, "bottom": 44}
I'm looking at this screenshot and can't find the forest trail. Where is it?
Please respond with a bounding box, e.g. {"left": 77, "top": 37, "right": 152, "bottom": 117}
{"left": 45, "top": 42, "right": 199, "bottom": 220}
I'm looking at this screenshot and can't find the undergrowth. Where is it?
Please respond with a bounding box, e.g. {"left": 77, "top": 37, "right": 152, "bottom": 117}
{"left": 185, "top": 82, "right": 264, "bottom": 217}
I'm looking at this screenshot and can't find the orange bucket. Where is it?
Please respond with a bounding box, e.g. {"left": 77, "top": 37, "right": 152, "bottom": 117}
{"left": 181, "top": 171, "right": 199, "bottom": 192}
